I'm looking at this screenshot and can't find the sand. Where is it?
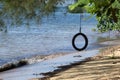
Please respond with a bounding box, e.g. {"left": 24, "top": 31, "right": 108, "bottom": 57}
{"left": 31, "top": 45, "right": 120, "bottom": 80}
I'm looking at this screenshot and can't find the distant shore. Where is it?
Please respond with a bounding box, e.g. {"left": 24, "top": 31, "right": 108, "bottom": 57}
{"left": 31, "top": 45, "right": 120, "bottom": 80}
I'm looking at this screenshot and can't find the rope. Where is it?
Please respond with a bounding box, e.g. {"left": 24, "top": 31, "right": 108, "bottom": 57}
{"left": 79, "top": 14, "right": 82, "bottom": 33}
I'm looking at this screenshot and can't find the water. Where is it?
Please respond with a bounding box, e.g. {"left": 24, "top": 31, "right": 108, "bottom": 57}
{"left": 0, "top": 8, "right": 120, "bottom": 80}
{"left": 0, "top": 11, "right": 99, "bottom": 66}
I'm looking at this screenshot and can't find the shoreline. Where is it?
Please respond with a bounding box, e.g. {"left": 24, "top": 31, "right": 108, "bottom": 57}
{"left": 0, "top": 36, "right": 119, "bottom": 73}
{"left": 0, "top": 49, "right": 99, "bottom": 80}
{"left": 0, "top": 39, "right": 120, "bottom": 80}
{"left": 0, "top": 52, "right": 69, "bottom": 72}
{"left": 31, "top": 45, "right": 120, "bottom": 80}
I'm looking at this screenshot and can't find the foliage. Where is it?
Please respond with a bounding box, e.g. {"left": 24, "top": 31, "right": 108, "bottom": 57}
{"left": 0, "top": 0, "right": 65, "bottom": 31}
{"left": 69, "top": 0, "right": 120, "bottom": 32}
{"left": 1, "top": 0, "right": 120, "bottom": 33}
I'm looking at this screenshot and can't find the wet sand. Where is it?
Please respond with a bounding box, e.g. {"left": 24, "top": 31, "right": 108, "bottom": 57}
{"left": 31, "top": 45, "right": 120, "bottom": 80}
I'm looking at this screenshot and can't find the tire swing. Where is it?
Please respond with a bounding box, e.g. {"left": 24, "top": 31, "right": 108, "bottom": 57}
{"left": 72, "top": 14, "right": 88, "bottom": 51}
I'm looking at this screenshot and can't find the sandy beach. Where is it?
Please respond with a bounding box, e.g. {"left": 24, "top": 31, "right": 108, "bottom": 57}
{"left": 0, "top": 40, "right": 120, "bottom": 80}
{"left": 31, "top": 45, "right": 120, "bottom": 80}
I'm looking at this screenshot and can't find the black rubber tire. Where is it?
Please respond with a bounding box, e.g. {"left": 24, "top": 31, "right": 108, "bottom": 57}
{"left": 72, "top": 33, "right": 88, "bottom": 51}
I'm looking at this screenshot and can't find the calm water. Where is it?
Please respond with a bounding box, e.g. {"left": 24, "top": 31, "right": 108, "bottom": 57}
{"left": 0, "top": 12, "right": 99, "bottom": 66}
